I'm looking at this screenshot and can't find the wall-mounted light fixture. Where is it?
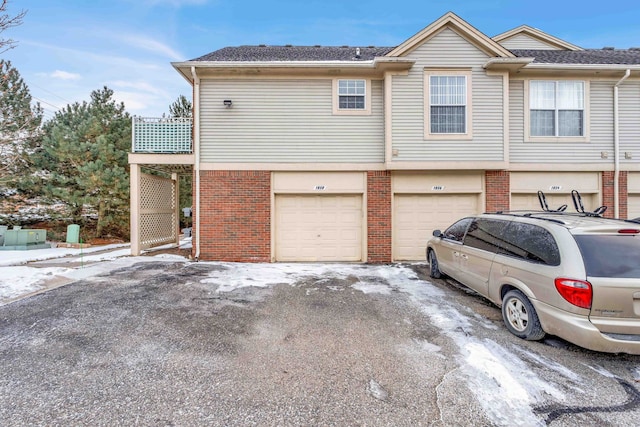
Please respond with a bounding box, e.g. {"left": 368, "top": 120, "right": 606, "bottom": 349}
{"left": 223, "top": 99, "right": 233, "bottom": 108}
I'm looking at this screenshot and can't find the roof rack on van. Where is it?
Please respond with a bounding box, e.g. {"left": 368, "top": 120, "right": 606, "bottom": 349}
{"left": 537, "top": 191, "right": 567, "bottom": 212}
{"left": 571, "top": 190, "right": 607, "bottom": 217}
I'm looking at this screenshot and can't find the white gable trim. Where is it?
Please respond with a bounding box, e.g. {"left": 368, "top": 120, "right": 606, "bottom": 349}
{"left": 386, "top": 11, "right": 515, "bottom": 58}
{"left": 493, "top": 25, "right": 582, "bottom": 51}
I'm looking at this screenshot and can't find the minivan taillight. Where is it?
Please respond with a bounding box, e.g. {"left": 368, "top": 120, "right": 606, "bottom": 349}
{"left": 554, "top": 278, "right": 592, "bottom": 309}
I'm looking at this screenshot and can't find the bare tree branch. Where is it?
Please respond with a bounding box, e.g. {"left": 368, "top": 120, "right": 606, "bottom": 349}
{"left": 0, "top": 0, "right": 27, "bottom": 53}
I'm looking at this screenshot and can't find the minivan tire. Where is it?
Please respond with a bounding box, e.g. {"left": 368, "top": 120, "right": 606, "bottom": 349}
{"left": 502, "top": 290, "right": 545, "bottom": 341}
{"left": 428, "top": 250, "right": 442, "bottom": 279}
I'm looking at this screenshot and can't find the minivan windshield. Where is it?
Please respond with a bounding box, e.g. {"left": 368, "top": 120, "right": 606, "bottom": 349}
{"left": 574, "top": 235, "right": 640, "bottom": 278}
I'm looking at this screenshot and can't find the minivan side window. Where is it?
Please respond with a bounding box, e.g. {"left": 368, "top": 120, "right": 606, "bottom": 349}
{"left": 442, "top": 218, "right": 472, "bottom": 242}
{"left": 499, "top": 222, "right": 561, "bottom": 266}
{"left": 463, "top": 219, "right": 506, "bottom": 253}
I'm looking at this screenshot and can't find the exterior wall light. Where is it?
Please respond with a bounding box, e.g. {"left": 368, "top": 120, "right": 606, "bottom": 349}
{"left": 223, "top": 99, "right": 233, "bottom": 108}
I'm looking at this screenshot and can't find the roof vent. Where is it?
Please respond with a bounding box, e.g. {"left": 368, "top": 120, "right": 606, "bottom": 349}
{"left": 314, "top": 45, "right": 321, "bottom": 48}
{"left": 629, "top": 47, "right": 640, "bottom": 51}
{"left": 602, "top": 46, "right": 615, "bottom": 50}
{"left": 355, "top": 47, "right": 361, "bottom": 59}
{"left": 341, "top": 45, "right": 348, "bottom": 48}
{"left": 285, "top": 44, "right": 292, "bottom": 47}
{"left": 258, "top": 44, "right": 266, "bottom": 47}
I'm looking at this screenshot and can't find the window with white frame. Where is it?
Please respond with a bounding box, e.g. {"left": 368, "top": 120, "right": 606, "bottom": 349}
{"left": 530, "top": 80, "right": 584, "bottom": 137}
{"left": 337, "top": 79, "right": 366, "bottom": 110}
{"left": 429, "top": 75, "right": 467, "bottom": 134}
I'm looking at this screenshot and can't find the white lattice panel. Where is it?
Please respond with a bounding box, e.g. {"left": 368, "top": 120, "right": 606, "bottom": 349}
{"left": 139, "top": 173, "right": 177, "bottom": 249}
{"left": 133, "top": 117, "right": 192, "bottom": 153}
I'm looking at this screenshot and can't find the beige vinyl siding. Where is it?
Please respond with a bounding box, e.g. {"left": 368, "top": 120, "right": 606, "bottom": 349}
{"left": 391, "top": 28, "right": 505, "bottom": 161}
{"left": 510, "top": 80, "right": 615, "bottom": 163}
{"left": 497, "top": 34, "right": 561, "bottom": 50}
{"left": 199, "top": 78, "right": 384, "bottom": 163}
{"left": 619, "top": 81, "right": 640, "bottom": 165}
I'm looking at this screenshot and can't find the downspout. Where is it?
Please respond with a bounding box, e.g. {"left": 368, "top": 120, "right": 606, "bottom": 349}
{"left": 191, "top": 66, "right": 201, "bottom": 261}
{"left": 614, "top": 69, "right": 630, "bottom": 218}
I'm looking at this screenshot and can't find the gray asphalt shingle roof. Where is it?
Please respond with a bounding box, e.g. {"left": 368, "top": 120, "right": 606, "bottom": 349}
{"left": 190, "top": 45, "right": 395, "bottom": 62}
{"left": 510, "top": 49, "right": 640, "bottom": 65}
{"left": 190, "top": 45, "right": 640, "bottom": 66}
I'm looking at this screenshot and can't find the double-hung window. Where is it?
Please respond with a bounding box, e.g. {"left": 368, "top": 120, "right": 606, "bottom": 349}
{"left": 333, "top": 79, "right": 371, "bottom": 115}
{"left": 424, "top": 69, "right": 472, "bottom": 139}
{"left": 530, "top": 80, "right": 584, "bottom": 137}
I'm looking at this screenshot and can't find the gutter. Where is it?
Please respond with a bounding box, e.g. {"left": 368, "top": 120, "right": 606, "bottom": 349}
{"left": 191, "top": 66, "right": 201, "bottom": 261}
{"left": 614, "top": 69, "right": 631, "bottom": 218}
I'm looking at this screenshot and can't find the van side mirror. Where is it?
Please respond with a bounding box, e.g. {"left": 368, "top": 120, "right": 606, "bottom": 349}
{"left": 432, "top": 230, "right": 442, "bottom": 238}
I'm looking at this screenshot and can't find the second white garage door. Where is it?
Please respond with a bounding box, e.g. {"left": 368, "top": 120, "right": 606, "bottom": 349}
{"left": 393, "top": 194, "right": 479, "bottom": 261}
{"left": 275, "top": 195, "right": 363, "bottom": 262}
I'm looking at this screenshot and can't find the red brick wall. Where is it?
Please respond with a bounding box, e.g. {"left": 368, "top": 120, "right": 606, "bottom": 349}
{"left": 197, "top": 170, "right": 271, "bottom": 262}
{"left": 602, "top": 171, "right": 628, "bottom": 219}
{"left": 485, "top": 170, "right": 510, "bottom": 213}
{"left": 367, "top": 171, "right": 392, "bottom": 263}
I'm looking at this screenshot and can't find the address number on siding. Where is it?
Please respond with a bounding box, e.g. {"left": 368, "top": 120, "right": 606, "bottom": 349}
{"left": 314, "top": 185, "right": 327, "bottom": 191}
{"left": 549, "top": 185, "right": 562, "bottom": 191}
{"left": 432, "top": 185, "right": 445, "bottom": 191}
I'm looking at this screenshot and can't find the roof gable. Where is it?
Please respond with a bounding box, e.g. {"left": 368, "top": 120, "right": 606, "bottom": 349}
{"left": 386, "top": 11, "right": 514, "bottom": 58}
{"left": 493, "top": 25, "right": 582, "bottom": 51}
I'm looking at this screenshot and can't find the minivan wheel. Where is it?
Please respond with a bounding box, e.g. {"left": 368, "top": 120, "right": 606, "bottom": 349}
{"left": 428, "top": 250, "right": 442, "bottom": 279}
{"left": 501, "top": 290, "right": 545, "bottom": 341}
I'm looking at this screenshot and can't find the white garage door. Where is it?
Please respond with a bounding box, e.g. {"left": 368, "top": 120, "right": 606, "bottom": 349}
{"left": 511, "top": 193, "right": 598, "bottom": 213}
{"left": 393, "top": 194, "right": 479, "bottom": 261}
{"left": 629, "top": 195, "right": 640, "bottom": 220}
{"left": 275, "top": 195, "right": 363, "bottom": 262}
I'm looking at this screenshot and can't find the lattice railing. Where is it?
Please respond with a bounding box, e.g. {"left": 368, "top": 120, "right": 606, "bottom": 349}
{"left": 139, "top": 173, "right": 177, "bottom": 249}
{"left": 132, "top": 117, "right": 192, "bottom": 153}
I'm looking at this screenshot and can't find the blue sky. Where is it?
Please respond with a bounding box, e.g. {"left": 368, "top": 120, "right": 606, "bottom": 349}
{"left": 4, "top": 0, "right": 640, "bottom": 119}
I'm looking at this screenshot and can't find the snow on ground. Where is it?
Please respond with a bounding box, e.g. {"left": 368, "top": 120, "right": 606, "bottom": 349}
{"left": 0, "top": 248, "right": 579, "bottom": 426}
{"left": 0, "top": 243, "right": 130, "bottom": 267}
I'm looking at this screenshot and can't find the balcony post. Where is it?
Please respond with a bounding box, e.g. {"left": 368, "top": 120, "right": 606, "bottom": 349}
{"left": 130, "top": 164, "right": 141, "bottom": 256}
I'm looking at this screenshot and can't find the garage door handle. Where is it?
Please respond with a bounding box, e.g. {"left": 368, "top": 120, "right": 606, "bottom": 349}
{"left": 461, "top": 254, "right": 468, "bottom": 260}
{"left": 453, "top": 251, "right": 459, "bottom": 257}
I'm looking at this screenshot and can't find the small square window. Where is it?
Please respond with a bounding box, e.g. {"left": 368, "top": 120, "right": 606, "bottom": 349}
{"left": 332, "top": 79, "right": 371, "bottom": 115}
{"left": 338, "top": 79, "right": 366, "bottom": 110}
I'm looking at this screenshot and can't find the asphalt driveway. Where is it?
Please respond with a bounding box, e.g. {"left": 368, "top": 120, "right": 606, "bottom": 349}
{"left": 1, "top": 260, "right": 639, "bottom": 426}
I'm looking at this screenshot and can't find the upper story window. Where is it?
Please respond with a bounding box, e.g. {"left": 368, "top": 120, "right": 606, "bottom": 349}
{"left": 332, "top": 78, "right": 371, "bottom": 115}
{"left": 424, "top": 69, "right": 472, "bottom": 139}
{"left": 529, "top": 80, "right": 585, "bottom": 138}
{"left": 338, "top": 79, "right": 365, "bottom": 109}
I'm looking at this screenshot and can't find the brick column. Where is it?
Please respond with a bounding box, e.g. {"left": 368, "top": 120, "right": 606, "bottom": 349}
{"left": 367, "top": 171, "right": 392, "bottom": 263}
{"left": 485, "top": 170, "right": 510, "bottom": 213}
{"left": 602, "top": 171, "right": 628, "bottom": 219}
{"left": 199, "top": 170, "right": 271, "bottom": 262}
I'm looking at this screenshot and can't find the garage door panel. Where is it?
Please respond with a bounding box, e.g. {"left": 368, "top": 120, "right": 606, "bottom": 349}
{"left": 394, "top": 194, "right": 479, "bottom": 261}
{"left": 629, "top": 195, "right": 640, "bottom": 219}
{"left": 275, "top": 195, "right": 363, "bottom": 262}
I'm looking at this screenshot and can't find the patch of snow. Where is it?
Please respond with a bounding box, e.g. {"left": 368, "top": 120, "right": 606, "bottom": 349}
{"left": 0, "top": 243, "right": 129, "bottom": 267}
{"left": 0, "top": 265, "right": 72, "bottom": 300}
{"left": 352, "top": 282, "right": 392, "bottom": 295}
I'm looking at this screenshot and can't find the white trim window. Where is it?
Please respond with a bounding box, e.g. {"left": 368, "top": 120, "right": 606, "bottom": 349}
{"left": 338, "top": 79, "right": 366, "bottom": 110}
{"left": 429, "top": 75, "right": 467, "bottom": 134}
{"left": 530, "top": 80, "right": 584, "bottom": 137}
{"left": 424, "top": 69, "right": 472, "bottom": 139}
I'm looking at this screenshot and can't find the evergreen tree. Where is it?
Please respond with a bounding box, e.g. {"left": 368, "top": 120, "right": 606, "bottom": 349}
{"left": 169, "top": 94, "right": 192, "bottom": 118}
{"left": 34, "top": 86, "right": 131, "bottom": 238}
{"left": 169, "top": 94, "right": 193, "bottom": 223}
{"left": 0, "top": 59, "right": 43, "bottom": 188}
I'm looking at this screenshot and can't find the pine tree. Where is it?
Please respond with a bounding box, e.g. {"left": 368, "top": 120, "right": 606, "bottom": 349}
{"left": 34, "top": 86, "right": 131, "bottom": 238}
{"left": 0, "top": 59, "right": 43, "bottom": 188}
{"left": 169, "top": 94, "right": 192, "bottom": 118}
{"left": 169, "top": 94, "right": 193, "bottom": 224}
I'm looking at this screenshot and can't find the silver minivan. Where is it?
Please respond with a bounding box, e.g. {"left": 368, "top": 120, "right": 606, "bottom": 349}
{"left": 426, "top": 212, "right": 640, "bottom": 354}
